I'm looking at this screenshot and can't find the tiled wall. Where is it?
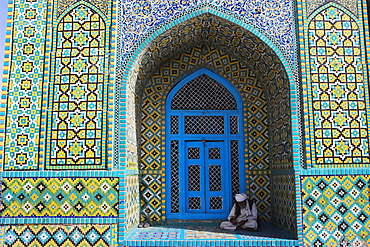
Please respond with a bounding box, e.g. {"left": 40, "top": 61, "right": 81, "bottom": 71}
{"left": 302, "top": 175, "right": 370, "bottom": 246}
{"left": 0, "top": 0, "right": 119, "bottom": 244}
{"left": 297, "top": 1, "right": 370, "bottom": 245}
{"left": 271, "top": 175, "right": 297, "bottom": 234}
{"left": 4, "top": 0, "right": 370, "bottom": 246}
{"left": 298, "top": 1, "right": 370, "bottom": 168}
{"left": 2, "top": 224, "right": 117, "bottom": 247}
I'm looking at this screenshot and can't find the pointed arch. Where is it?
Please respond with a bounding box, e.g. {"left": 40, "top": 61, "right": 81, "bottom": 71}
{"left": 56, "top": 0, "right": 109, "bottom": 25}
{"left": 121, "top": 5, "right": 294, "bottom": 83}
{"left": 307, "top": 2, "right": 359, "bottom": 21}
{"left": 305, "top": 4, "right": 369, "bottom": 166}
{"left": 117, "top": 5, "right": 300, "bottom": 171}
{"left": 43, "top": 2, "right": 110, "bottom": 170}
{"left": 116, "top": 4, "right": 301, "bottom": 236}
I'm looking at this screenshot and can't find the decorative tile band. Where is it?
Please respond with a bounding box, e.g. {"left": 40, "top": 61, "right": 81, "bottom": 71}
{"left": 3, "top": 0, "right": 48, "bottom": 170}
{"left": 0, "top": 178, "right": 118, "bottom": 218}
{"left": 1, "top": 170, "right": 117, "bottom": 178}
{"left": 44, "top": 3, "right": 111, "bottom": 170}
{"left": 3, "top": 224, "right": 116, "bottom": 247}
{"left": 307, "top": 6, "right": 370, "bottom": 166}
{"left": 300, "top": 167, "right": 370, "bottom": 176}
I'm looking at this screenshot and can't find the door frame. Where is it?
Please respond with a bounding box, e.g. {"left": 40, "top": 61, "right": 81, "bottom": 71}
{"left": 165, "top": 68, "right": 245, "bottom": 220}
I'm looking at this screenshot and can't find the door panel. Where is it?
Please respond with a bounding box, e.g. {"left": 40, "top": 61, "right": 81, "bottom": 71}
{"left": 205, "top": 141, "right": 225, "bottom": 213}
{"left": 185, "top": 142, "right": 205, "bottom": 213}
{"left": 184, "top": 141, "right": 228, "bottom": 216}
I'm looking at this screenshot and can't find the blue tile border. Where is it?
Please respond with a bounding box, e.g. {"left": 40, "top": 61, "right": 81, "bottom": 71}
{"left": 1, "top": 170, "right": 117, "bottom": 178}
{"left": 300, "top": 167, "right": 370, "bottom": 176}
{"left": 0, "top": 217, "right": 118, "bottom": 225}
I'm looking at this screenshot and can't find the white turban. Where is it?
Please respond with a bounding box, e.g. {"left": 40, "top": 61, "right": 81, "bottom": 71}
{"left": 235, "top": 193, "right": 247, "bottom": 202}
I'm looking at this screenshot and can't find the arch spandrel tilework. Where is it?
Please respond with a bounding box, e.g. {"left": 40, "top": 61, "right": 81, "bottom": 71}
{"left": 308, "top": 6, "right": 370, "bottom": 166}
{"left": 119, "top": 1, "right": 297, "bottom": 68}
{"left": 44, "top": 4, "right": 109, "bottom": 170}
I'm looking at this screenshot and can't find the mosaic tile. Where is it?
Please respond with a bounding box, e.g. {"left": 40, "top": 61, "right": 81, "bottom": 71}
{"left": 124, "top": 175, "right": 140, "bottom": 232}
{"left": 0, "top": 226, "right": 5, "bottom": 246}
{"left": 56, "top": 0, "right": 109, "bottom": 16}
{"left": 308, "top": 6, "right": 369, "bottom": 166}
{"left": 44, "top": 4, "right": 111, "bottom": 170}
{"left": 7, "top": 1, "right": 370, "bottom": 246}
{"left": 120, "top": 0, "right": 297, "bottom": 67}
{"left": 125, "top": 223, "right": 297, "bottom": 243}
{"left": 3, "top": 224, "right": 115, "bottom": 247}
{"left": 302, "top": 175, "right": 370, "bottom": 246}
{"left": 133, "top": 231, "right": 180, "bottom": 240}
{"left": 306, "top": 0, "right": 358, "bottom": 17}
{"left": 184, "top": 229, "right": 238, "bottom": 240}
{"left": 140, "top": 174, "right": 161, "bottom": 222}
{"left": 249, "top": 175, "right": 271, "bottom": 221}
{"left": 3, "top": 0, "right": 48, "bottom": 170}
{"left": 248, "top": 99, "right": 269, "bottom": 171}
{"left": 271, "top": 175, "right": 296, "bottom": 234}
{"left": 0, "top": 178, "right": 118, "bottom": 218}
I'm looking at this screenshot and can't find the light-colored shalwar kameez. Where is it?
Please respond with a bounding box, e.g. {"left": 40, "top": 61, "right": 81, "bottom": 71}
{"left": 220, "top": 200, "right": 258, "bottom": 230}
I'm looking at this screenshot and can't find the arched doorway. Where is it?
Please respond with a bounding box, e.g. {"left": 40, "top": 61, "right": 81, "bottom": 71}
{"left": 118, "top": 8, "right": 300, "bottom": 239}
{"left": 165, "top": 68, "right": 244, "bottom": 219}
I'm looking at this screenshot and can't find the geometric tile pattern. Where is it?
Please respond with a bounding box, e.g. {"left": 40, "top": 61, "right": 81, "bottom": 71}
{"left": 271, "top": 175, "right": 296, "bottom": 234}
{"left": 56, "top": 0, "right": 109, "bottom": 17}
{"left": 0, "top": 178, "right": 118, "bottom": 217}
{"left": 45, "top": 5, "right": 109, "bottom": 169}
{"left": 140, "top": 44, "right": 271, "bottom": 221}
{"left": 249, "top": 175, "right": 271, "bottom": 221}
{"left": 140, "top": 174, "right": 161, "bottom": 222}
{"left": 125, "top": 223, "right": 297, "bottom": 244}
{"left": 124, "top": 175, "right": 140, "bottom": 232}
{"left": 308, "top": 6, "right": 369, "bottom": 166}
{"left": 302, "top": 175, "right": 370, "bottom": 246}
{"left": 120, "top": 0, "right": 297, "bottom": 65}
{"left": 248, "top": 99, "right": 269, "bottom": 170}
{"left": 4, "top": 224, "right": 115, "bottom": 247}
{"left": 265, "top": 69, "right": 293, "bottom": 169}
{"left": 305, "top": 0, "right": 358, "bottom": 17}
{"left": 0, "top": 226, "right": 5, "bottom": 246}
{"left": 3, "top": 0, "right": 48, "bottom": 170}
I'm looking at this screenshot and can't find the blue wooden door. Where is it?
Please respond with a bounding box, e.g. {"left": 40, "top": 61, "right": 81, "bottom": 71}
{"left": 165, "top": 68, "right": 244, "bottom": 220}
{"left": 185, "top": 140, "right": 227, "bottom": 215}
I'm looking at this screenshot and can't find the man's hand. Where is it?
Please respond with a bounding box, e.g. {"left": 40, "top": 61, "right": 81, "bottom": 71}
{"left": 230, "top": 219, "right": 237, "bottom": 225}
{"left": 238, "top": 220, "right": 247, "bottom": 225}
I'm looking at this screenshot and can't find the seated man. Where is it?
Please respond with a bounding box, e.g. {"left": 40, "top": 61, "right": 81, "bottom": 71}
{"left": 220, "top": 193, "right": 258, "bottom": 230}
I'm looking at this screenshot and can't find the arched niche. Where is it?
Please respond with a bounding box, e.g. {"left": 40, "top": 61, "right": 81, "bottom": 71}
{"left": 117, "top": 9, "right": 300, "bottom": 236}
